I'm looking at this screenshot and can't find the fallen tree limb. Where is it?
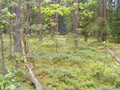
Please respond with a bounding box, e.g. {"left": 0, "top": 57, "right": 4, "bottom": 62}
{"left": 107, "top": 49, "right": 120, "bottom": 63}
{"left": 22, "top": 48, "right": 42, "bottom": 90}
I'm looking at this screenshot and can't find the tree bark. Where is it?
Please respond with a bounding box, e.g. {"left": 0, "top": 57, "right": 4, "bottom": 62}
{"left": 50, "top": 0, "right": 56, "bottom": 39}
{"left": 9, "top": 21, "right": 13, "bottom": 56}
{"left": 0, "top": 2, "right": 6, "bottom": 76}
{"left": 84, "top": 31, "right": 88, "bottom": 42}
{"left": 13, "top": 0, "right": 22, "bottom": 53}
{"left": 50, "top": 16, "right": 55, "bottom": 39}
{"left": 9, "top": 1, "right": 14, "bottom": 67}
{"left": 84, "top": 0, "right": 88, "bottom": 42}
{"left": 9, "top": 17, "right": 15, "bottom": 69}
{"left": 23, "top": 27, "right": 28, "bottom": 53}
{"left": 22, "top": 0, "right": 30, "bottom": 53}
{"left": 0, "top": 31, "right": 6, "bottom": 75}
{"left": 97, "top": 30, "right": 101, "bottom": 41}
{"left": 107, "top": 49, "right": 120, "bottom": 63}
{"left": 74, "top": 0, "right": 79, "bottom": 48}
{"left": 36, "top": 0, "right": 43, "bottom": 41}
{"left": 103, "top": 0, "right": 107, "bottom": 20}
{"left": 102, "top": 0, "right": 107, "bottom": 41}
{"left": 22, "top": 41, "right": 42, "bottom": 90}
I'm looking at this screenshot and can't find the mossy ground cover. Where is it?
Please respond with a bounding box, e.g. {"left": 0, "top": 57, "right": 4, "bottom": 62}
{"left": 1, "top": 35, "right": 120, "bottom": 90}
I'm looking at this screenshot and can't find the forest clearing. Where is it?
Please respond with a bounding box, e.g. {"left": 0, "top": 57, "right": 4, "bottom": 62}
{"left": 1, "top": 35, "right": 120, "bottom": 90}
{"left": 0, "top": 0, "right": 120, "bottom": 90}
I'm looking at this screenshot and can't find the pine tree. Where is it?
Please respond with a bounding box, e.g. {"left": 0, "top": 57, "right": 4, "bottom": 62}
{"left": 109, "top": 0, "right": 120, "bottom": 42}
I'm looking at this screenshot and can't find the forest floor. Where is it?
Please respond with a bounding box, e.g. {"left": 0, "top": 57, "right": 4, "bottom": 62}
{"left": 1, "top": 35, "right": 120, "bottom": 90}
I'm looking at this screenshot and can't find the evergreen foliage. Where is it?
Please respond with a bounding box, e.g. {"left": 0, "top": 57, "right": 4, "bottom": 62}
{"left": 109, "top": 1, "right": 120, "bottom": 42}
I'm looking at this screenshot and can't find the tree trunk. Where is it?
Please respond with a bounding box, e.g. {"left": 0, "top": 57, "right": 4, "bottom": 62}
{"left": 84, "top": 30, "right": 88, "bottom": 42}
{"left": 9, "top": 18, "right": 15, "bottom": 69}
{"left": 27, "top": 0, "right": 31, "bottom": 32}
{"left": 36, "top": 0, "right": 43, "bottom": 41}
{"left": 9, "top": 2, "right": 14, "bottom": 66}
{"left": 22, "top": 40, "right": 42, "bottom": 90}
{"left": 55, "top": 0, "right": 59, "bottom": 33}
{"left": 102, "top": 0, "right": 107, "bottom": 41}
{"left": 50, "top": 15, "right": 55, "bottom": 39}
{"left": 55, "top": 0, "right": 58, "bottom": 54}
{"left": 74, "top": 0, "right": 79, "bottom": 48}
{"left": 39, "top": 30, "right": 43, "bottom": 41}
{"left": 13, "top": 0, "right": 22, "bottom": 53}
{"left": 9, "top": 21, "right": 13, "bottom": 56}
{"left": 97, "top": 30, "right": 101, "bottom": 41}
{"left": 0, "top": 31, "right": 6, "bottom": 75}
{"left": 0, "top": 2, "right": 6, "bottom": 76}
{"left": 103, "top": 0, "right": 107, "bottom": 20}
{"left": 23, "top": 28, "right": 28, "bottom": 53}
{"left": 50, "top": 0, "right": 56, "bottom": 39}
{"left": 102, "top": 32, "right": 107, "bottom": 41}
{"left": 84, "top": 0, "right": 88, "bottom": 42}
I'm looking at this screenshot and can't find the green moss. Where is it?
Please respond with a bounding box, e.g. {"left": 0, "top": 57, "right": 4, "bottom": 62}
{"left": 1, "top": 35, "right": 120, "bottom": 90}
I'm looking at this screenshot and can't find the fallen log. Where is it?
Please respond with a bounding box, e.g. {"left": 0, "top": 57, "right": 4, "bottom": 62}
{"left": 22, "top": 47, "right": 42, "bottom": 90}
{"left": 107, "top": 49, "right": 120, "bottom": 63}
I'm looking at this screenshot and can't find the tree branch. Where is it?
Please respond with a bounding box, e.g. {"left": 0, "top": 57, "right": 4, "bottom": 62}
{"left": 107, "top": 49, "right": 120, "bottom": 63}
{"left": 22, "top": 46, "right": 42, "bottom": 90}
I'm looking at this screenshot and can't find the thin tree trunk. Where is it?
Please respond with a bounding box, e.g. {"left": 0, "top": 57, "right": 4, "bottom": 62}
{"left": 102, "top": 0, "right": 107, "bottom": 41}
{"left": 84, "top": 31, "right": 88, "bottom": 42}
{"left": 22, "top": 0, "right": 30, "bottom": 53}
{"left": 0, "top": 2, "right": 6, "bottom": 75}
{"left": 55, "top": 0, "right": 58, "bottom": 54}
{"left": 0, "top": 31, "right": 6, "bottom": 75}
{"left": 9, "top": 19, "right": 15, "bottom": 69}
{"left": 36, "top": 0, "right": 43, "bottom": 41}
{"left": 23, "top": 28, "right": 28, "bottom": 53}
{"left": 38, "top": 3, "right": 43, "bottom": 41}
{"left": 13, "top": 0, "right": 22, "bottom": 53}
{"left": 55, "top": 0, "right": 59, "bottom": 33}
{"left": 39, "top": 30, "right": 42, "bottom": 41}
{"left": 50, "top": 15, "right": 55, "bottom": 39}
{"left": 50, "top": 0, "right": 56, "bottom": 39}
{"left": 9, "top": 22, "right": 12, "bottom": 57}
{"left": 103, "top": 0, "right": 107, "bottom": 20}
{"left": 102, "top": 32, "right": 107, "bottom": 41}
{"left": 74, "top": 0, "right": 79, "bottom": 48}
{"left": 9, "top": 1, "right": 13, "bottom": 61}
{"left": 22, "top": 40, "right": 42, "bottom": 90}
{"left": 107, "top": 49, "right": 120, "bottom": 63}
{"left": 97, "top": 30, "right": 101, "bottom": 41}
{"left": 27, "top": 0, "right": 31, "bottom": 33}
{"left": 84, "top": 0, "right": 88, "bottom": 42}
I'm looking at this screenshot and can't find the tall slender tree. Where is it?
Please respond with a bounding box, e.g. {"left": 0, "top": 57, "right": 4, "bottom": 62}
{"left": 84, "top": 0, "right": 88, "bottom": 42}
{"left": 8, "top": 0, "right": 15, "bottom": 68}
{"left": 50, "top": 0, "right": 55, "bottom": 39}
{"left": 74, "top": 0, "right": 79, "bottom": 47}
{"left": 13, "top": 0, "right": 22, "bottom": 53}
{"left": 0, "top": 2, "right": 6, "bottom": 75}
{"left": 36, "top": 0, "right": 43, "bottom": 41}
{"left": 101, "top": 0, "right": 107, "bottom": 41}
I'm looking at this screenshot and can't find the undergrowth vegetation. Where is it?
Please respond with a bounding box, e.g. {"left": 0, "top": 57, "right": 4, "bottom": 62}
{"left": 1, "top": 35, "right": 120, "bottom": 90}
